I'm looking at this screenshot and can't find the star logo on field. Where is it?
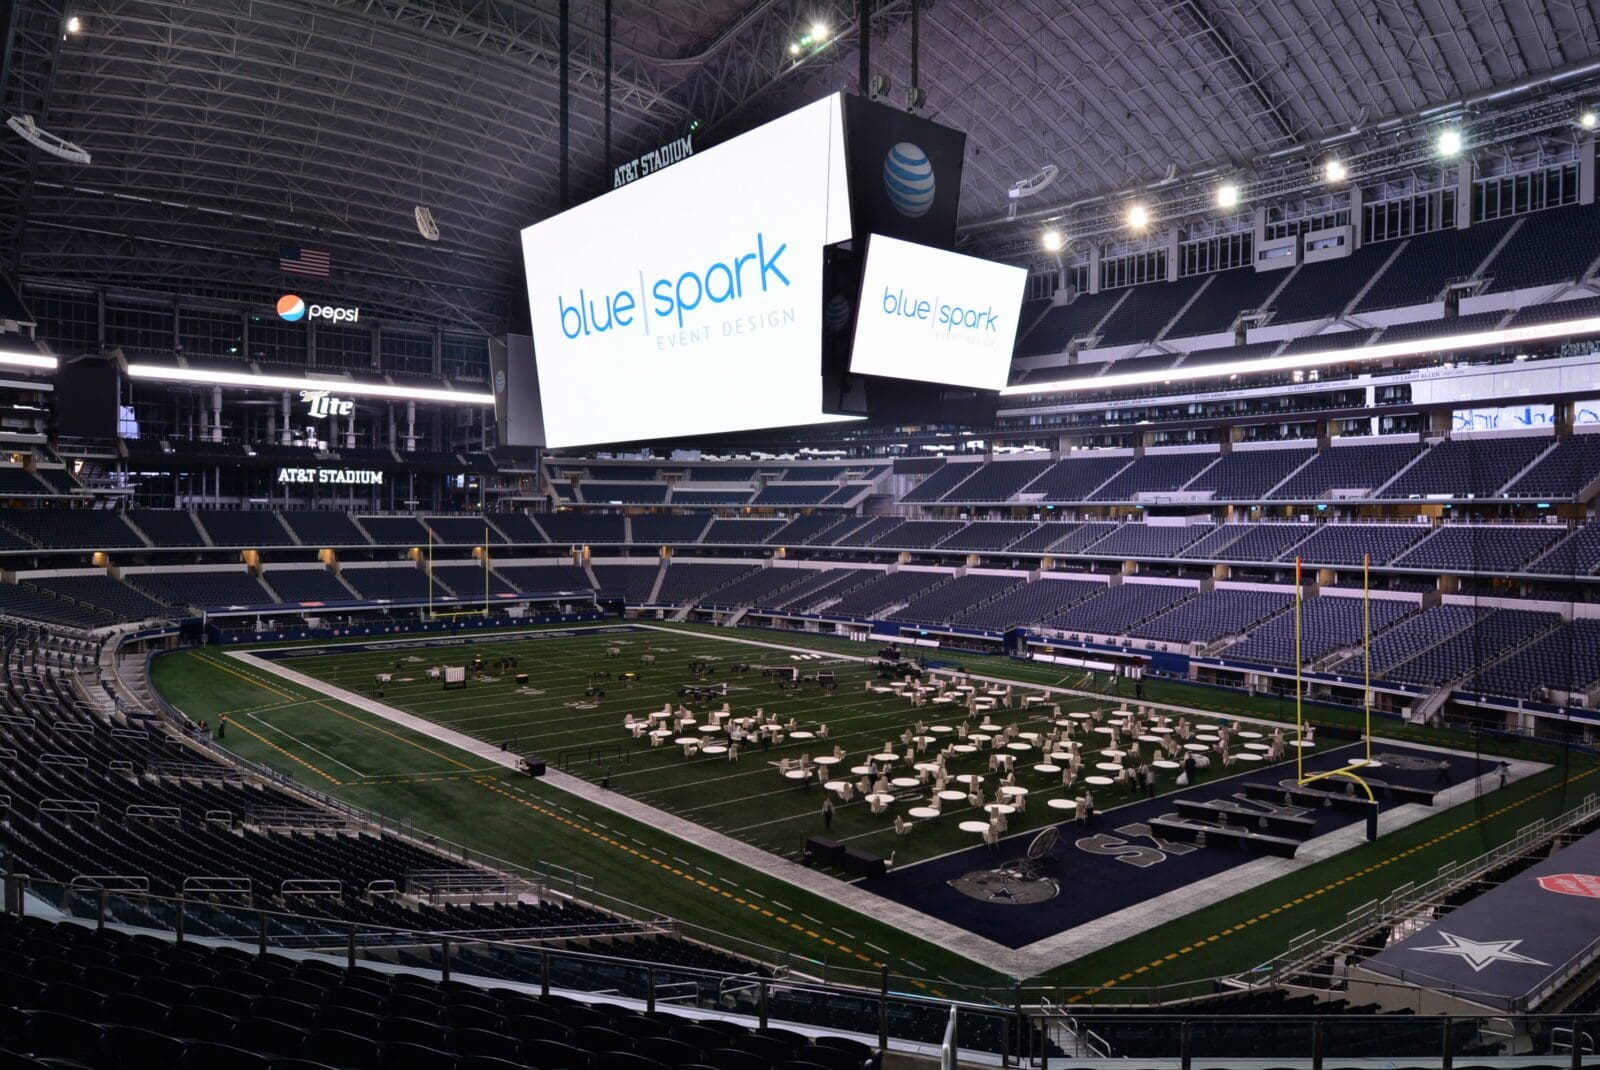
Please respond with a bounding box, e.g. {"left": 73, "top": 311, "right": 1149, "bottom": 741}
{"left": 1411, "top": 932, "right": 1548, "bottom": 973}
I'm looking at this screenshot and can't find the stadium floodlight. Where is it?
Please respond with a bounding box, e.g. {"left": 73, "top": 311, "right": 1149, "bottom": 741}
{"left": 1126, "top": 203, "right": 1149, "bottom": 229}
{"left": 1581, "top": 109, "right": 1598, "bottom": 130}
{"left": 998, "top": 314, "right": 1600, "bottom": 399}
{"left": 1216, "top": 182, "right": 1240, "bottom": 209}
{"left": 125, "top": 363, "right": 493, "bottom": 405}
{"left": 65, "top": 15, "right": 81, "bottom": 33}
{"left": 810, "top": 21, "right": 829, "bottom": 41}
{"left": 6, "top": 115, "right": 90, "bottom": 165}
{"left": 1437, "top": 128, "right": 1463, "bottom": 157}
{"left": 1041, "top": 228, "right": 1064, "bottom": 252}
{"left": 788, "top": 42, "right": 801, "bottom": 55}
{"left": 1324, "top": 158, "right": 1347, "bottom": 182}
{"left": 0, "top": 350, "right": 59, "bottom": 371}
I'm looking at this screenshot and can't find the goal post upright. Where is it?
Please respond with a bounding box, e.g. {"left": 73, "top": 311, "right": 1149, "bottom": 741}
{"left": 1295, "top": 555, "right": 1303, "bottom": 785}
{"left": 1364, "top": 551, "right": 1372, "bottom": 768}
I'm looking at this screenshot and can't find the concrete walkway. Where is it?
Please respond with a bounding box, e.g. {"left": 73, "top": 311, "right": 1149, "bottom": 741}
{"left": 228, "top": 625, "right": 1543, "bottom": 979}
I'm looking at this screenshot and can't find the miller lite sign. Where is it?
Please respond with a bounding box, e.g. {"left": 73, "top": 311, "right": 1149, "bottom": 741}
{"left": 301, "top": 389, "right": 354, "bottom": 419}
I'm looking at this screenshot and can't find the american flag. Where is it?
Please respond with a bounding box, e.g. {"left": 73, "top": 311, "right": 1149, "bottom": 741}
{"left": 279, "top": 244, "right": 331, "bottom": 277}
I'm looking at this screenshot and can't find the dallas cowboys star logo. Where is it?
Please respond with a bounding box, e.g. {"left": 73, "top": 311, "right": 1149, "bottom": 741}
{"left": 988, "top": 884, "right": 1018, "bottom": 902}
{"left": 1410, "top": 932, "right": 1549, "bottom": 973}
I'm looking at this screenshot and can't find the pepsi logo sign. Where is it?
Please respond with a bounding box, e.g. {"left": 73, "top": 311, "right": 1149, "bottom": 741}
{"left": 278, "top": 294, "right": 360, "bottom": 323}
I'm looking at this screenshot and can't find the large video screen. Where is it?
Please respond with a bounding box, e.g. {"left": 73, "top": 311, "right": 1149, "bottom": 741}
{"left": 520, "top": 95, "right": 853, "bottom": 448}
{"left": 849, "top": 234, "right": 1027, "bottom": 391}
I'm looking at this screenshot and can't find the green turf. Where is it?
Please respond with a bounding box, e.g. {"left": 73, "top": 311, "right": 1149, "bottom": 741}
{"left": 150, "top": 620, "right": 1596, "bottom": 999}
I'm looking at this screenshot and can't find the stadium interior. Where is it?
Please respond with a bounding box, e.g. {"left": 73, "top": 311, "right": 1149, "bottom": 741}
{"left": 2, "top": 1, "right": 1600, "bottom": 1067}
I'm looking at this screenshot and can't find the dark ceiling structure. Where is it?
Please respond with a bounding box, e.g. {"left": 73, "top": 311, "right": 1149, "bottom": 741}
{"left": 2, "top": 0, "right": 1598, "bottom": 330}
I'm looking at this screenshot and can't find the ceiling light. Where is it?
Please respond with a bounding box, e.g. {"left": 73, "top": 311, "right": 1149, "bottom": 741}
{"left": 810, "top": 21, "right": 829, "bottom": 41}
{"left": 1437, "top": 129, "right": 1463, "bottom": 157}
{"left": 125, "top": 364, "right": 493, "bottom": 405}
{"left": 1041, "top": 228, "right": 1064, "bottom": 252}
{"left": 65, "top": 16, "right": 81, "bottom": 33}
{"left": 1126, "top": 203, "right": 1149, "bottom": 229}
{"left": 1581, "top": 109, "right": 1598, "bottom": 130}
{"left": 0, "top": 350, "right": 58, "bottom": 371}
{"left": 788, "top": 42, "right": 801, "bottom": 55}
{"left": 1324, "top": 158, "right": 1347, "bottom": 183}
{"left": 1216, "top": 182, "right": 1240, "bottom": 209}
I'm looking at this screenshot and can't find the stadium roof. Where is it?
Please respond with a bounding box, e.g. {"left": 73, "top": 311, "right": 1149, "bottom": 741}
{"left": 1, "top": 0, "right": 1596, "bottom": 328}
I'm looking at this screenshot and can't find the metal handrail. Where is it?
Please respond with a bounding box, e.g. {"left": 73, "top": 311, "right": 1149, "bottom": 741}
{"left": 1257, "top": 792, "right": 1600, "bottom": 988}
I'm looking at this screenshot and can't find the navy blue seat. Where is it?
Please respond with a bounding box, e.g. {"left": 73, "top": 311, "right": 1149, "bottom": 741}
{"left": 165, "top": 1004, "right": 238, "bottom": 1045}
{"left": 449, "top": 1027, "right": 518, "bottom": 1061}
{"left": 98, "top": 994, "right": 169, "bottom": 1029}
{"left": 379, "top": 1041, "right": 456, "bottom": 1070}
{"left": 182, "top": 1041, "right": 271, "bottom": 1070}
{"left": 103, "top": 1024, "right": 185, "bottom": 1070}
{"left": 235, "top": 1017, "right": 308, "bottom": 1058}
{"left": 519, "top": 1038, "right": 595, "bottom": 1069}
{"left": 306, "top": 1029, "right": 382, "bottom": 1070}
{"left": 378, "top": 1016, "right": 449, "bottom": 1050}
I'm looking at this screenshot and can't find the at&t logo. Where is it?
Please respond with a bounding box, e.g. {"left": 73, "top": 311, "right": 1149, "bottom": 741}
{"left": 884, "top": 142, "right": 935, "bottom": 218}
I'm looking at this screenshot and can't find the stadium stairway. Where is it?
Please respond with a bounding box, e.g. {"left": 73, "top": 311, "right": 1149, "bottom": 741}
{"left": 1369, "top": 444, "right": 1438, "bottom": 498}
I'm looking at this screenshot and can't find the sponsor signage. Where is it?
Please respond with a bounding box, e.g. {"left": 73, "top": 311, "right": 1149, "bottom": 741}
{"left": 1535, "top": 873, "right": 1600, "bottom": 899}
{"left": 277, "top": 293, "right": 360, "bottom": 324}
{"left": 301, "top": 389, "right": 354, "bottom": 419}
{"left": 612, "top": 133, "right": 695, "bottom": 189}
{"left": 277, "top": 467, "right": 384, "bottom": 485}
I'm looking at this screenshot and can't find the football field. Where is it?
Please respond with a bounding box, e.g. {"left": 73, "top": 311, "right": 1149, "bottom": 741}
{"left": 151, "top": 621, "right": 1597, "bottom": 998}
